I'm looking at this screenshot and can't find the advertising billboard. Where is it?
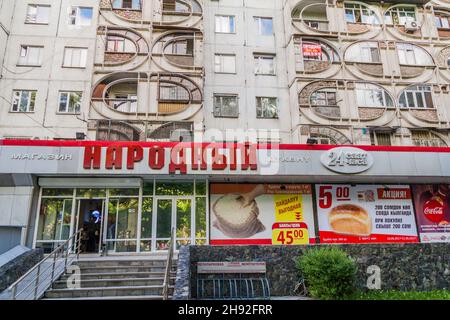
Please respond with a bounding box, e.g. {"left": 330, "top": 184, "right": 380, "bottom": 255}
{"left": 411, "top": 184, "right": 450, "bottom": 243}
{"left": 210, "top": 184, "right": 316, "bottom": 245}
{"left": 315, "top": 184, "right": 419, "bottom": 244}
{"left": 302, "top": 43, "right": 322, "bottom": 57}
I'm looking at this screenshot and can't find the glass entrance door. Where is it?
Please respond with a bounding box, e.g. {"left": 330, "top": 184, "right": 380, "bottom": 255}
{"left": 75, "top": 199, "right": 105, "bottom": 254}
{"left": 154, "top": 198, "right": 193, "bottom": 251}
{"left": 155, "top": 199, "right": 172, "bottom": 250}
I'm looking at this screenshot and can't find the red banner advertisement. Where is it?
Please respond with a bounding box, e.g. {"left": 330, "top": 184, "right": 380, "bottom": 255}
{"left": 315, "top": 184, "right": 419, "bottom": 244}
{"left": 411, "top": 184, "right": 450, "bottom": 243}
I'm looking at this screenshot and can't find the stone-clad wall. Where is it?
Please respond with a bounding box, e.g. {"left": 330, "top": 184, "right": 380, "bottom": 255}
{"left": 173, "top": 246, "right": 191, "bottom": 300}
{"left": 186, "top": 244, "right": 449, "bottom": 297}
{"left": 0, "top": 248, "right": 43, "bottom": 292}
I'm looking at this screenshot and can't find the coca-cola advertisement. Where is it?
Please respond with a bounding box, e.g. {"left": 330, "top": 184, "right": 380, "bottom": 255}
{"left": 412, "top": 185, "right": 450, "bottom": 243}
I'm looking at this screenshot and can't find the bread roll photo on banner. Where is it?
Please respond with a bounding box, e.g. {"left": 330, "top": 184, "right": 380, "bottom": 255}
{"left": 212, "top": 185, "right": 266, "bottom": 238}
{"left": 328, "top": 204, "right": 372, "bottom": 236}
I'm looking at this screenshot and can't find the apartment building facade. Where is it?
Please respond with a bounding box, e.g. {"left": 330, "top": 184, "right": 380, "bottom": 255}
{"left": 0, "top": 0, "right": 449, "bottom": 255}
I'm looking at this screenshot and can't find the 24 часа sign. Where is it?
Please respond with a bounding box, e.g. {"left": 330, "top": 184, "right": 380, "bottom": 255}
{"left": 315, "top": 184, "right": 419, "bottom": 244}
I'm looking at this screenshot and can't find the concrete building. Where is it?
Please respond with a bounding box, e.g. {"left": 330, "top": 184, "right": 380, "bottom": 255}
{"left": 0, "top": 0, "right": 449, "bottom": 256}
{"left": 0, "top": 0, "right": 99, "bottom": 140}
{"left": 285, "top": 0, "right": 450, "bottom": 146}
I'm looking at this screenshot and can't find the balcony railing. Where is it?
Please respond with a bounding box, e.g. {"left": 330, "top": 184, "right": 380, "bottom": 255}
{"left": 106, "top": 98, "right": 138, "bottom": 113}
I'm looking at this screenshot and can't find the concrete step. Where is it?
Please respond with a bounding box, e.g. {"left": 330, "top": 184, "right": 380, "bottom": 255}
{"left": 52, "top": 277, "right": 176, "bottom": 289}
{"left": 75, "top": 259, "right": 174, "bottom": 268}
{"left": 75, "top": 265, "right": 176, "bottom": 274}
{"left": 42, "top": 295, "right": 170, "bottom": 300}
{"left": 59, "top": 271, "right": 176, "bottom": 280}
{"left": 44, "top": 285, "right": 174, "bottom": 299}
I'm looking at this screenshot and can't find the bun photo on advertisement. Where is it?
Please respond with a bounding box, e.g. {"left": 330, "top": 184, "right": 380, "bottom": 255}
{"left": 316, "top": 184, "right": 418, "bottom": 244}
{"left": 328, "top": 204, "right": 372, "bottom": 236}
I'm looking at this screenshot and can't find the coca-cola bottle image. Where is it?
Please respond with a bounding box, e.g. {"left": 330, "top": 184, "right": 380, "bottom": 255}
{"left": 420, "top": 185, "right": 448, "bottom": 224}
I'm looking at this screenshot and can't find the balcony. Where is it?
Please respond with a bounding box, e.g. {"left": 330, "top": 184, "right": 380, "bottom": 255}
{"left": 152, "top": 30, "right": 203, "bottom": 72}
{"left": 101, "top": 0, "right": 144, "bottom": 22}
{"left": 291, "top": 1, "right": 332, "bottom": 34}
{"left": 299, "top": 81, "right": 342, "bottom": 120}
{"left": 160, "top": 0, "right": 203, "bottom": 26}
{"left": 91, "top": 72, "right": 203, "bottom": 119}
{"left": 97, "top": 26, "right": 149, "bottom": 70}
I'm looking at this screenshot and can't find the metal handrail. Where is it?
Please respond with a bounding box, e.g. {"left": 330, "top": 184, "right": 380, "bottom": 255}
{"left": 7, "top": 228, "right": 83, "bottom": 300}
{"left": 162, "top": 227, "right": 175, "bottom": 300}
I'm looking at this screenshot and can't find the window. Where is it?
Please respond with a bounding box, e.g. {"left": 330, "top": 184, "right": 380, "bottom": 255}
{"left": 214, "top": 54, "right": 236, "bottom": 73}
{"left": 18, "top": 45, "right": 43, "bottom": 66}
{"left": 63, "top": 47, "right": 87, "bottom": 68}
{"left": 346, "top": 42, "right": 380, "bottom": 63}
{"left": 385, "top": 7, "right": 416, "bottom": 25}
{"left": 215, "top": 15, "right": 235, "bottom": 33}
{"left": 344, "top": 3, "right": 379, "bottom": 24}
{"left": 58, "top": 92, "right": 82, "bottom": 114}
{"left": 411, "top": 131, "right": 446, "bottom": 147}
{"left": 213, "top": 95, "right": 238, "bottom": 117}
{"left": 254, "top": 17, "right": 273, "bottom": 36}
{"left": 112, "top": 0, "right": 141, "bottom": 10}
{"left": 106, "top": 36, "right": 126, "bottom": 52}
{"left": 310, "top": 134, "right": 336, "bottom": 145}
{"left": 396, "top": 43, "right": 432, "bottom": 65}
{"left": 168, "top": 39, "right": 194, "bottom": 55}
{"left": 435, "top": 15, "right": 450, "bottom": 29}
{"left": 256, "top": 97, "right": 278, "bottom": 119}
{"left": 360, "top": 43, "right": 380, "bottom": 63}
{"left": 69, "top": 7, "right": 93, "bottom": 26}
{"left": 355, "top": 83, "right": 393, "bottom": 108}
{"left": 25, "top": 4, "right": 50, "bottom": 24}
{"left": 370, "top": 131, "right": 392, "bottom": 146}
{"left": 159, "top": 84, "right": 189, "bottom": 101}
{"left": 310, "top": 89, "right": 337, "bottom": 106}
{"left": 11, "top": 90, "right": 36, "bottom": 112}
{"left": 254, "top": 54, "right": 275, "bottom": 75}
{"left": 399, "top": 85, "right": 434, "bottom": 109}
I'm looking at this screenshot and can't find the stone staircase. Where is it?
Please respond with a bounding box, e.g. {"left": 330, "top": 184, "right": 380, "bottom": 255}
{"left": 41, "top": 257, "right": 177, "bottom": 300}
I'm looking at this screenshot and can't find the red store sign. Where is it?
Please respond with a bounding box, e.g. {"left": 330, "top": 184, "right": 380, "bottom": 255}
{"left": 83, "top": 143, "right": 258, "bottom": 174}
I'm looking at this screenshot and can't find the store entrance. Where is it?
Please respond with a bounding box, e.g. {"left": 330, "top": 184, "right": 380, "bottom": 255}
{"left": 77, "top": 199, "right": 105, "bottom": 254}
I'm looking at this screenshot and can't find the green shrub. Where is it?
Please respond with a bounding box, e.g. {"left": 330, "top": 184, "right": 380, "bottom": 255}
{"left": 296, "top": 247, "right": 357, "bottom": 300}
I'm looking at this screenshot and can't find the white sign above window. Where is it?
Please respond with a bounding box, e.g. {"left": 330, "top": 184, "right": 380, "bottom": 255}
{"left": 320, "top": 147, "right": 374, "bottom": 174}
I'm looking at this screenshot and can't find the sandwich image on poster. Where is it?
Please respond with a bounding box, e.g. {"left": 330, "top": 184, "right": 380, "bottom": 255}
{"left": 210, "top": 184, "right": 316, "bottom": 245}
{"left": 316, "top": 184, "right": 419, "bottom": 244}
{"left": 411, "top": 184, "right": 450, "bottom": 243}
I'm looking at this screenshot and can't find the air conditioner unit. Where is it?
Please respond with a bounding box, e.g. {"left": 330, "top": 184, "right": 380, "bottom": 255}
{"left": 405, "top": 21, "right": 420, "bottom": 32}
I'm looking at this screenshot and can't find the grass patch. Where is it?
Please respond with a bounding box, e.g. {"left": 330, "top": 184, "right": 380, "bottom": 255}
{"left": 346, "top": 290, "right": 450, "bottom": 300}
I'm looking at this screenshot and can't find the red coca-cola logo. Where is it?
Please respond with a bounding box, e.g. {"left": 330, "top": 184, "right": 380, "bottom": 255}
{"left": 423, "top": 199, "right": 445, "bottom": 223}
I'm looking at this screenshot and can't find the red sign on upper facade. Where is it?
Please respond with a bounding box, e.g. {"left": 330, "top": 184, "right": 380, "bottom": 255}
{"left": 83, "top": 143, "right": 258, "bottom": 174}
{"left": 302, "top": 43, "right": 322, "bottom": 57}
